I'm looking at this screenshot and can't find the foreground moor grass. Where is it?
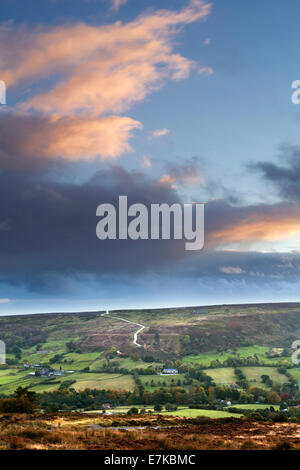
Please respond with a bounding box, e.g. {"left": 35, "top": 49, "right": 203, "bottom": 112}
{"left": 0, "top": 413, "right": 300, "bottom": 450}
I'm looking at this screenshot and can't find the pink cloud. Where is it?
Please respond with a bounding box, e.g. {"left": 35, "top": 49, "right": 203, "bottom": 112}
{"left": 0, "top": 112, "right": 141, "bottom": 164}
{"left": 143, "top": 156, "right": 152, "bottom": 168}
{"left": 0, "top": 1, "right": 212, "bottom": 162}
{"left": 152, "top": 128, "right": 170, "bottom": 138}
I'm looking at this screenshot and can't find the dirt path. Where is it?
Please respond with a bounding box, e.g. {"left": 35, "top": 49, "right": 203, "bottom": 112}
{"left": 102, "top": 310, "right": 145, "bottom": 347}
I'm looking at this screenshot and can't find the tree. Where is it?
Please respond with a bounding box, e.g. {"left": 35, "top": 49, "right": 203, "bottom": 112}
{"left": 14, "top": 386, "right": 36, "bottom": 402}
{"left": 12, "top": 346, "right": 22, "bottom": 360}
{"left": 165, "top": 403, "right": 177, "bottom": 412}
{"left": 66, "top": 341, "right": 77, "bottom": 353}
{"left": 261, "top": 374, "right": 270, "bottom": 384}
{"left": 268, "top": 391, "right": 281, "bottom": 404}
{"left": 208, "top": 386, "right": 216, "bottom": 403}
{"left": 154, "top": 404, "right": 162, "bottom": 412}
{"left": 0, "top": 387, "right": 37, "bottom": 413}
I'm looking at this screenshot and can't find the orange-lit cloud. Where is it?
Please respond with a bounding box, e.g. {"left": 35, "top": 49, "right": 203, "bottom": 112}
{"left": 1, "top": 1, "right": 211, "bottom": 116}
{"left": 0, "top": 1, "right": 212, "bottom": 162}
{"left": 211, "top": 214, "right": 300, "bottom": 245}
{"left": 160, "top": 172, "right": 204, "bottom": 187}
{"left": 0, "top": 113, "right": 141, "bottom": 164}
{"left": 160, "top": 174, "right": 177, "bottom": 185}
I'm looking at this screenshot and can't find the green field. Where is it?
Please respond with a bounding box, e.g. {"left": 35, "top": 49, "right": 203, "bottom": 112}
{"left": 87, "top": 406, "right": 242, "bottom": 418}
{"left": 205, "top": 366, "right": 290, "bottom": 389}
{"left": 71, "top": 373, "right": 135, "bottom": 392}
{"left": 0, "top": 369, "right": 136, "bottom": 394}
{"left": 159, "top": 408, "right": 242, "bottom": 418}
{"left": 241, "top": 367, "right": 287, "bottom": 389}
{"left": 206, "top": 368, "right": 236, "bottom": 385}
{"left": 183, "top": 345, "right": 292, "bottom": 367}
{"left": 232, "top": 404, "right": 280, "bottom": 410}
{"left": 0, "top": 303, "right": 300, "bottom": 400}
{"left": 23, "top": 350, "right": 102, "bottom": 371}
{"left": 139, "top": 374, "right": 188, "bottom": 391}
{"left": 109, "top": 357, "right": 162, "bottom": 371}
{"left": 288, "top": 368, "right": 300, "bottom": 385}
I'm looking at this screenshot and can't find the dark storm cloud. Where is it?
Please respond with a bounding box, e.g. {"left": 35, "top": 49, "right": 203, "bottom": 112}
{"left": 176, "top": 249, "right": 300, "bottom": 281}
{"left": 2, "top": 125, "right": 300, "bottom": 295}
{"left": 1, "top": 160, "right": 300, "bottom": 293}
{"left": 250, "top": 144, "right": 300, "bottom": 201}
{"left": 0, "top": 112, "right": 57, "bottom": 172}
{"left": 0, "top": 166, "right": 188, "bottom": 285}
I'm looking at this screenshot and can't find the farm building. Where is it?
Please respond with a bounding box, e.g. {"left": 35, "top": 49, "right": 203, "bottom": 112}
{"left": 102, "top": 403, "right": 111, "bottom": 409}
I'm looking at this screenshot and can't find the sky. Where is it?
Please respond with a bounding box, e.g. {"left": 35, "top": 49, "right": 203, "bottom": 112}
{"left": 1, "top": 0, "right": 300, "bottom": 314}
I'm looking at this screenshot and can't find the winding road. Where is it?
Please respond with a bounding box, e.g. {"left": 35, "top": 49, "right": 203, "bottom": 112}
{"left": 102, "top": 310, "right": 145, "bottom": 347}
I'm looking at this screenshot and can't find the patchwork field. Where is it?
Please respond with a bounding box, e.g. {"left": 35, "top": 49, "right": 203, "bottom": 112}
{"left": 0, "top": 303, "right": 300, "bottom": 400}
{"left": 0, "top": 369, "right": 136, "bottom": 394}
{"left": 0, "top": 303, "right": 300, "bottom": 451}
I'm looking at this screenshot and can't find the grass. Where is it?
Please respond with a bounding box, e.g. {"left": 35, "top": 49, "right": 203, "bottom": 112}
{"left": 0, "top": 369, "right": 135, "bottom": 394}
{"left": 85, "top": 405, "right": 242, "bottom": 418}
{"left": 109, "top": 358, "right": 162, "bottom": 371}
{"left": 233, "top": 404, "right": 280, "bottom": 410}
{"left": 139, "top": 374, "right": 188, "bottom": 391}
{"left": 158, "top": 408, "right": 242, "bottom": 418}
{"left": 22, "top": 350, "right": 102, "bottom": 371}
{"left": 71, "top": 373, "right": 135, "bottom": 392}
{"left": 206, "top": 368, "right": 236, "bottom": 385}
{"left": 205, "top": 366, "right": 289, "bottom": 389}
{"left": 241, "top": 367, "right": 287, "bottom": 389}
{"left": 89, "top": 358, "right": 107, "bottom": 371}
{"left": 51, "top": 352, "right": 101, "bottom": 370}
{"left": 182, "top": 345, "right": 292, "bottom": 367}
{"left": 288, "top": 368, "right": 300, "bottom": 385}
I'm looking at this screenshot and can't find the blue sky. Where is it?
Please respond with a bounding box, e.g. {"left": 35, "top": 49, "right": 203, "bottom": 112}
{"left": 1, "top": 0, "right": 300, "bottom": 314}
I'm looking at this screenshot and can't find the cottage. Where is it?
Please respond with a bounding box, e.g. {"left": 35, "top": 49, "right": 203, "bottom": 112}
{"left": 102, "top": 403, "right": 111, "bottom": 409}
{"left": 267, "top": 348, "right": 284, "bottom": 358}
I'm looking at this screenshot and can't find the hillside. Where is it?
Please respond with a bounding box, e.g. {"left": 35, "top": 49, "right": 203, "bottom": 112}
{"left": 0, "top": 303, "right": 300, "bottom": 399}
